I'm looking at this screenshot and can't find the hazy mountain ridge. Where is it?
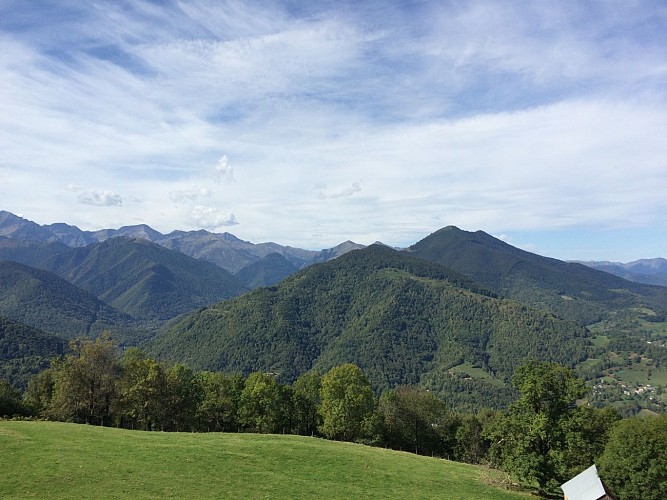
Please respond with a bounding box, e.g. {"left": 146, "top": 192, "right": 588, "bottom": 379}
{"left": 235, "top": 252, "right": 299, "bottom": 289}
{"left": 575, "top": 258, "right": 667, "bottom": 287}
{"left": 38, "top": 237, "right": 248, "bottom": 321}
{"left": 0, "top": 211, "right": 353, "bottom": 273}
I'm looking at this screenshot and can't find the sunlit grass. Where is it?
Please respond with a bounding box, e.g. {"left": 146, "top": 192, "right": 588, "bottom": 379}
{"left": 0, "top": 421, "right": 529, "bottom": 499}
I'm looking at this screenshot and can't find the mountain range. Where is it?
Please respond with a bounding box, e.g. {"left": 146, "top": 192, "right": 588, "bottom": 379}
{"left": 0, "top": 236, "right": 248, "bottom": 322}
{"left": 0, "top": 210, "right": 362, "bottom": 276}
{"left": 1, "top": 210, "right": 666, "bottom": 411}
{"left": 576, "top": 258, "right": 667, "bottom": 287}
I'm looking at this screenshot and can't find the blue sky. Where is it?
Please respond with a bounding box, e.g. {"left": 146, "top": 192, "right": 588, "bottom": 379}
{"left": 1, "top": 1, "right": 666, "bottom": 261}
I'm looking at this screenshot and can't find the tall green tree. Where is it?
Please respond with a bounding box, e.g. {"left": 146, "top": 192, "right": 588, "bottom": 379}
{"left": 23, "top": 369, "right": 55, "bottom": 417}
{"left": 239, "top": 372, "right": 285, "bottom": 433}
{"left": 453, "top": 411, "right": 493, "bottom": 464}
{"left": 319, "top": 364, "right": 376, "bottom": 442}
{"left": 0, "top": 378, "right": 26, "bottom": 416}
{"left": 48, "top": 336, "right": 121, "bottom": 425}
{"left": 162, "top": 364, "right": 199, "bottom": 432}
{"left": 195, "top": 371, "right": 244, "bottom": 432}
{"left": 115, "top": 349, "right": 166, "bottom": 431}
{"left": 379, "top": 385, "right": 456, "bottom": 456}
{"left": 291, "top": 371, "right": 322, "bottom": 436}
{"left": 560, "top": 406, "right": 619, "bottom": 479}
{"left": 598, "top": 414, "right": 667, "bottom": 500}
{"left": 485, "top": 359, "right": 587, "bottom": 495}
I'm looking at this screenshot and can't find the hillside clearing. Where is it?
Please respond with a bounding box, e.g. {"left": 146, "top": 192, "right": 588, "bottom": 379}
{"left": 0, "top": 421, "right": 528, "bottom": 499}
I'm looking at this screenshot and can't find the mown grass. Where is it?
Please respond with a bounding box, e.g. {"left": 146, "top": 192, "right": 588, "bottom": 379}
{"left": 614, "top": 362, "right": 667, "bottom": 386}
{"left": 447, "top": 362, "right": 505, "bottom": 386}
{"left": 0, "top": 421, "right": 529, "bottom": 499}
{"left": 589, "top": 335, "right": 609, "bottom": 348}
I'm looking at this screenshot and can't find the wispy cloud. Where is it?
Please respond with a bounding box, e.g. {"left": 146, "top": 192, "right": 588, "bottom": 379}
{"left": 169, "top": 187, "right": 213, "bottom": 204}
{"left": 1, "top": 0, "right": 666, "bottom": 259}
{"left": 215, "top": 156, "right": 235, "bottom": 184}
{"left": 77, "top": 190, "right": 123, "bottom": 207}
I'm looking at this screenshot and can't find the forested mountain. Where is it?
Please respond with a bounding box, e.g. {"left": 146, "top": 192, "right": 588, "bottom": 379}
{"left": 578, "top": 258, "right": 667, "bottom": 287}
{"left": 0, "top": 315, "right": 67, "bottom": 389}
{"left": 406, "top": 226, "right": 667, "bottom": 325}
{"left": 0, "top": 261, "right": 133, "bottom": 337}
{"left": 150, "top": 245, "right": 589, "bottom": 408}
{"left": 4, "top": 211, "right": 667, "bottom": 412}
{"left": 38, "top": 237, "right": 249, "bottom": 320}
{"left": 235, "top": 252, "right": 299, "bottom": 289}
{"left": 0, "top": 237, "right": 70, "bottom": 266}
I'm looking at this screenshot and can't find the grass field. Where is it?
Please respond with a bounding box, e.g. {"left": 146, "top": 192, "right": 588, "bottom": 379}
{"left": 0, "top": 421, "right": 529, "bottom": 499}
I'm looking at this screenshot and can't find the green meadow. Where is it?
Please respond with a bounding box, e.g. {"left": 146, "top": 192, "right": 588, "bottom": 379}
{"left": 0, "top": 421, "right": 528, "bottom": 499}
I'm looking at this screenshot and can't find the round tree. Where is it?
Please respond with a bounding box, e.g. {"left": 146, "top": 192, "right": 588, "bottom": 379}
{"left": 319, "top": 364, "right": 376, "bottom": 441}
{"left": 598, "top": 414, "right": 667, "bottom": 500}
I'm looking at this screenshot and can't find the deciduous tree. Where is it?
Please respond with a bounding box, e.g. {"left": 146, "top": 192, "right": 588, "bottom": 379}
{"left": 291, "top": 371, "right": 322, "bottom": 436}
{"left": 115, "top": 349, "right": 166, "bottom": 430}
{"left": 379, "top": 385, "right": 455, "bottom": 456}
{"left": 598, "top": 414, "right": 667, "bottom": 500}
{"left": 48, "top": 336, "right": 121, "bottom": 425}
{"left": 319, "top": 364, "right": 376, "bottom": 441}
{"left": 239, "top": 372, "right": 285, "bottom": 433}
{"left": 486, "top": 359, "right": 587, "bottom": 494}
{"left": 0, "top": 378, "right": 26, "bottom": 416}
{"left": 195, "top": 371, "right": 244, "bottom": 432}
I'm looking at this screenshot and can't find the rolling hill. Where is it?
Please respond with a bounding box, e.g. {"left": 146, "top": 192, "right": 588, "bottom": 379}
{"left": 0, "top": 421, "right": 529, "bottom": 499}
{"left": 151, "top": 245, "right": 589, "bottom": 409}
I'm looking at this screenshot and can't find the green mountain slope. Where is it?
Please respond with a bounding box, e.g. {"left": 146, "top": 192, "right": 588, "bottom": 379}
{"left": 235, "top": 252, "right": 299, "bottom": 289}
{"left": 0, "top": 261, "right": 134, "bottom": 338}
{"left": 41, "top": 237, "right": 249, "bottom": 320}
{"left": 0, "top": 316, "right": 66, "bottom": 389}
{"left": 0, "top": 237, "right": 69, "bottom": 267}
{"left": 407, "top": 226, "right": 667, "bottom": 325}
{"left": 151, "top": 245, "right": 589, "bottom": 407}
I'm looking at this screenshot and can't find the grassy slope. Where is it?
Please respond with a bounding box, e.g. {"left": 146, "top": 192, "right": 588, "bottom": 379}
{"left": 0, "top": 421, "right": 528, "bottom": 499}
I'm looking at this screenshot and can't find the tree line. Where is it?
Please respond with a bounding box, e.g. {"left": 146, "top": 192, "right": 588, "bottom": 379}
{"left": 1, "top": 337, "right": 666, "bottom": 499}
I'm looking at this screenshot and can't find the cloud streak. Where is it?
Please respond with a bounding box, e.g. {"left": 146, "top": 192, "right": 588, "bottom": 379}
{"left": 1, "top": 0, "right": 666, "bottom": 260}
{"left": 77, "top": 190, "right": 123, "bottom": 207}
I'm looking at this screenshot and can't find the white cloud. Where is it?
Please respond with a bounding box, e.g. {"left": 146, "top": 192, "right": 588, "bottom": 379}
{"left": 77, "top": 190, "right": 123, "bottom": 207}
{"left": 1, "top": 0, "right": 666, "bottom": 259}
{"left": 190, "top": 205, "right": 238, "bottom": 229}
